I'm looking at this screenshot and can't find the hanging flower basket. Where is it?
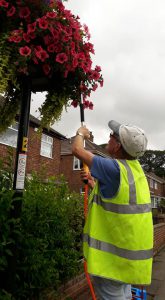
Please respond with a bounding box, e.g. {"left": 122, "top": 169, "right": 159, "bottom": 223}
{"left": 0, "top": 0, "right": 103, "bottom": 132}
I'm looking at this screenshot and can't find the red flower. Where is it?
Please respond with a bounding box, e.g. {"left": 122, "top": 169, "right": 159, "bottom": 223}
{"left": 19, "top": 7, "right": 31, "bottom": 18}
{"left": 43, "top": 64, "right": 51, "bottom": 75}
{"left": 27, "top": 22, "right": 36, "bottom": 33}
{"left": 0, "top": 0, "right": 9, "bottom": 8}
{"left": 7, "top": 5, "right": 16, "bottom": 16}
{"left": 19, "top": 46, "right": 31, "bottom": 56}
{"left": 56, "top": 53, "right": 68, "bottom": 64}
{"left": 37, "top": 17, "right": 48, "bottom": 29}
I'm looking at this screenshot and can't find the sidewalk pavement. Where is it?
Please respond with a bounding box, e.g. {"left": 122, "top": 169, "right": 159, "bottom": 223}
{"left": 146, "top": 246, "right": 165, "bottom": 300}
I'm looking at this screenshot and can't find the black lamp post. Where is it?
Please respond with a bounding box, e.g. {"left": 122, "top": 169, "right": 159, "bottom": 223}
{"left": 6, "top": 76, "right": 31, "bottom": 292}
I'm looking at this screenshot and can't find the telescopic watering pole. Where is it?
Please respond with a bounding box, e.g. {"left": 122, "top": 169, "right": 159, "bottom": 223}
{"left": 79, "top": 93, "right": 97, "bottom": 300}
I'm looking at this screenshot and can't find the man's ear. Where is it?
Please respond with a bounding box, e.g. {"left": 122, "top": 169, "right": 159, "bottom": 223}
{"left": 115, "top": 142, "right": 122, "bottom": 152}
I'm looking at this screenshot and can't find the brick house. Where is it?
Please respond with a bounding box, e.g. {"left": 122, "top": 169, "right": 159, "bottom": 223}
{"left": 60, "top": 135, "right": 110, "bottom": 193}
{"left": 0, "top": 115, "right": 66, "bottom": 178}
{"left": 145, "top": 172, "right": 165, "bottom": 208}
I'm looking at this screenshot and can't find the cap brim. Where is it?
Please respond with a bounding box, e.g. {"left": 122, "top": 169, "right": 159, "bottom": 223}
{"left": 108, "top": 120, "right": 121, "bottom": 135}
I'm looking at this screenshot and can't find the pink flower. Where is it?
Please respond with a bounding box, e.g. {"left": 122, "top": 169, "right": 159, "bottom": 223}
{"left": 43, "top": 64, "right": 51, "bottom": 75}
{"left": 7, "top": 5, "right": 16, "bottom": 16}
{"left": 95, "top": 65, "right": 101, "bottom": 72}
{"left": 77, "top": 52, "right": 85, "bottom": 61}
{"left": 18, "top": 67, "right": 28, "bottom": 74}
{"left": 12, "top": 35, "right": 22, "bottom": 43}
{"left": 50, "top": 28, "right": 59, "bottom": 39}
{"left": 35, "top": 48, "right": 49, "bottom": 62}
{"left": 90, "top": 70, "right": 100, "bottom": 81}
{"left": 84, "top": 100, "right": 89, "bottom": 109}
{"left": 46, "top": 11, "right": 57, "bottom": 18}
{"left": 54, "top": 45, "right": 62, "bottom": 52}
{"left": 27, "top": 22, "right": 36, "bottom": 33}
{"left": 56, "top": 53, "right": 68, "bottom": 64}
{"left": 71, "top": 100, "right": 78, "bottom": 108}
{"left": 62, "top": 35, "right": 70, "bottom": 42}
{"left": 19, "top": 7, "right": 31, "bottom": 18}
{"left": 37, "top": 17, "right": 48, "bottom": 29}
{"left": 56, "top": 0, "right": 65, "bottom": 12}
{"left": 89, "top": 101, "right": 94, "bottom": 110}
{"left": 47, "top": 44, "right": 55, "bottom": 53}
{"left": 72, "top": 57, "right": 78, "bottom": 68}
{"left": 23, "top": 33, "right": 31, "bottom": 43}
{"left": 28, "top": 32, "right": 36, "bottom": 39}
{"left": 100, "top": 79, "right": 104, "bottom": 87}
{"left": 0, "top": 0, "right": 9, "bottom": 8}
{"left": 92, "top": 84, "right": 98, "bottom": 91}
{"left": 19, "top": 46, "right": 31, "bottom": 56}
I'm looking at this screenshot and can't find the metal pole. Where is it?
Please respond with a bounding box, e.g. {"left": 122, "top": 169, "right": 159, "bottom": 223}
{"left": 6, "top": 75, "right": 31, "bottom": 292}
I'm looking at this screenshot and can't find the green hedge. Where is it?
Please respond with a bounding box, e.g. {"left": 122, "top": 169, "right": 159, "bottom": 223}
{"left": 0, "top": 171, "right": 84, "bottom": 299}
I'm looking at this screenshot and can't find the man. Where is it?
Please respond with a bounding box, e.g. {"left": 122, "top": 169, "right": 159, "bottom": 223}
{"left": 72, "top": 120, "right": 153, "bottom": 300}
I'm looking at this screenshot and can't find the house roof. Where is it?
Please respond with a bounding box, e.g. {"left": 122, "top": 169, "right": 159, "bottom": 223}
{"left": 61, "top": 135, "right": 110, "bottom": 158}
{"left": 145, "top": 172, "right": 165, "bottom": 184}
{"left": 16, "top": 114, "right": 67, "bottom": 140}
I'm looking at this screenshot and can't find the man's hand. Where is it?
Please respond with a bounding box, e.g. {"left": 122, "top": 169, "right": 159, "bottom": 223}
{"left": 80, "top": 168, "right": 95, "bottom": 189}
{"left": 76, "top": 126, "right": 91, "bottom": 140}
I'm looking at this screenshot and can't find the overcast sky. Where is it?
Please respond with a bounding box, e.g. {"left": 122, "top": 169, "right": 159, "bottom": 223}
{"left": 31, "top": 0, "right": 165, "bottom": 150}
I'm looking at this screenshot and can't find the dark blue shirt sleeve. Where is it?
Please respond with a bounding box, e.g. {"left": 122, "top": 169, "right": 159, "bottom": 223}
{"left": 91, "top": 156, "right": 120, "bottom": 199}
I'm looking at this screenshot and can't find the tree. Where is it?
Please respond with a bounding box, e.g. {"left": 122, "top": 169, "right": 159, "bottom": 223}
{"left": 139, "top": 150, "right": 165, "bottom": 178}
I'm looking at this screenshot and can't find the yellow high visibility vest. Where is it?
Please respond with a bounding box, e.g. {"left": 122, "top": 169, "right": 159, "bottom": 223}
{"left": 83, "top": 159, "right": 153, "bottom": 285}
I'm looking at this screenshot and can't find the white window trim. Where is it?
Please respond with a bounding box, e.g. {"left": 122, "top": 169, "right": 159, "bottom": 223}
{"left": 150, "top": 178, "right": 154, "bottom": 188}
{"left": 40, "top": 133, "right": 53, "bottom": 159}
{"left": 0, "top": 123, "right": 18, "bottom": 148}
{"left": 73, "top": 156, "right": 81, "bottom": 170}
{"left": 154, "top": 181, "right": 158, "bottom": 190}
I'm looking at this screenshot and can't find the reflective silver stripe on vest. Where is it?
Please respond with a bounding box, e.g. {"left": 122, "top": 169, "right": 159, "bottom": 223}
{"left": 119, "top": 160, "right": 136, "bottom": 204}
{"left": 93, "top": 195, "right": 151, "bottom": 214}
{"left": 83, "top": 234, "right": 153, "bottom": 260}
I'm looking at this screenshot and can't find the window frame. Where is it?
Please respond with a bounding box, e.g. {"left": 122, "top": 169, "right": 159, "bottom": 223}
{"left": 40, "top": 133, "right": 53, "bottom": 159}
{"left": 0, "top": 123, "right": 18, "bottom": 148}
{"left": 73, "top": 156, "right": 81, "bottom": 170}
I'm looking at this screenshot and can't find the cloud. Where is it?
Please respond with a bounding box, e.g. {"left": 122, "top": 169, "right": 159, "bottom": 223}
{"left": 30, "top": 0, "right": 165, "bottom": 150}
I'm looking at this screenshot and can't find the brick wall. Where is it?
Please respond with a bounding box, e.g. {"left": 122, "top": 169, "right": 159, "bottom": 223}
{"left": 153, "top": 223, "right": 165, "bottom": 256}
{"left": 0, "top": 126, "right": 62, "bottom": 178}
{"left": 27, "top": 127, "right": 61, "bottom": 177}
{"left": 60, "top": 155, "right": 83, "bottom": 192}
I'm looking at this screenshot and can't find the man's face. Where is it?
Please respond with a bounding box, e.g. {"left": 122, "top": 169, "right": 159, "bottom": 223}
{"left": 106, "top": 131, "right": 121, "bottom": 158}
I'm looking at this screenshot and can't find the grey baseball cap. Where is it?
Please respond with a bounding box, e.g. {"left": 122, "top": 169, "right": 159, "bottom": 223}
{"left": 108, "top": 120, "right": 148, "bottom": 158}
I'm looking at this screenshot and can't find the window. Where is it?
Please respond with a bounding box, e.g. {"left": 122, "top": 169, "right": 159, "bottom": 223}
{"left": 154, "top": 181, "right": 158, "bottom": 190}
{"left": 73, "top": 156, "right": 81, "bottom": 170}
{"left": 40, "top": 134, "right": 53, "bottom": 158}
{"left": 0, "top": 123, "right": 18, "bottom": 148}
{"left": 150, "top": 179, "right": 154, "bottom": 188}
